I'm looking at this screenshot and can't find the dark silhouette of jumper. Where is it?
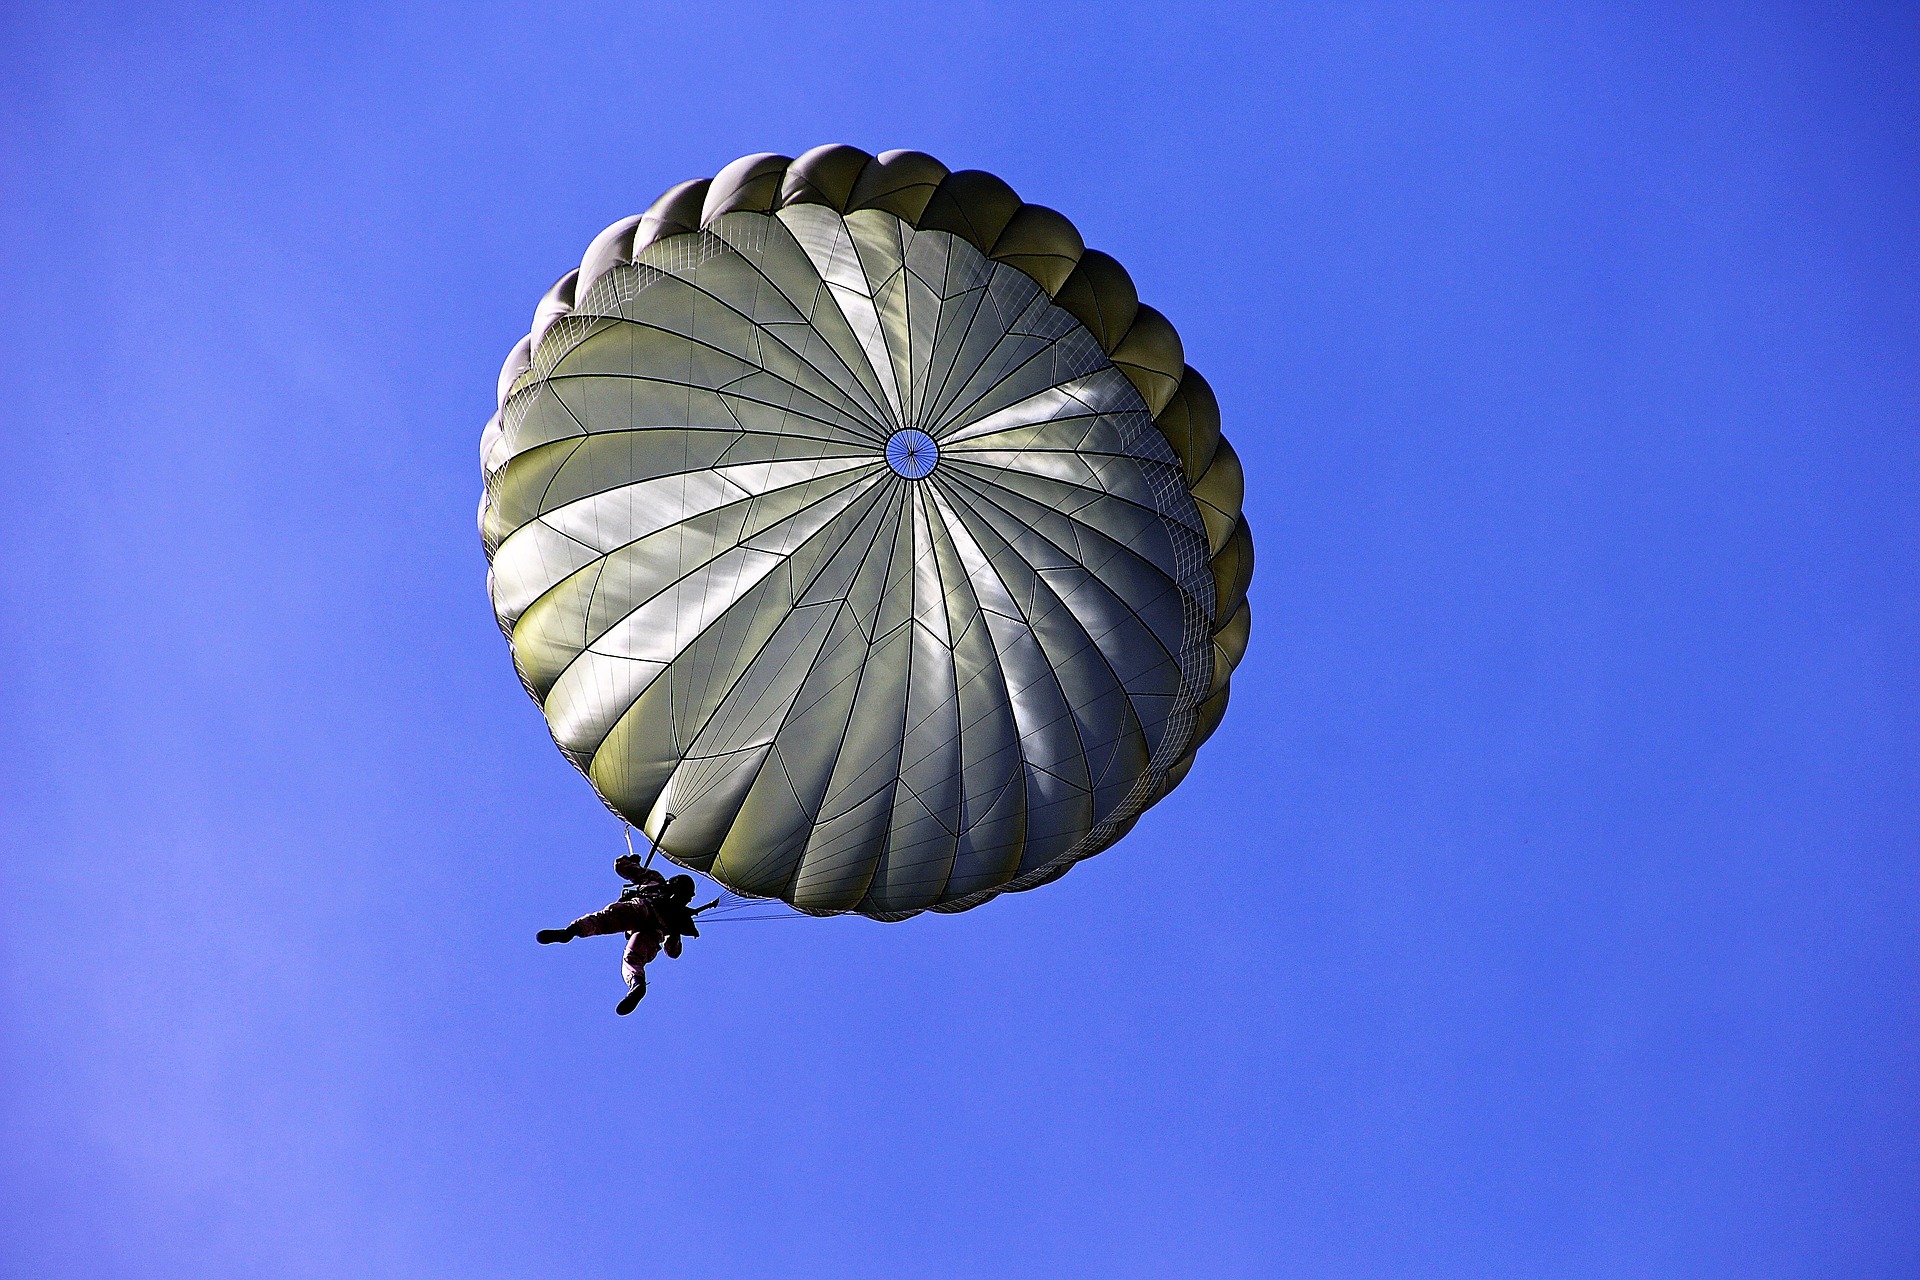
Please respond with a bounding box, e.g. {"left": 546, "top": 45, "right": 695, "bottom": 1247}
{"left": 538, "top": 854, "right": 712, "bottom": 1015}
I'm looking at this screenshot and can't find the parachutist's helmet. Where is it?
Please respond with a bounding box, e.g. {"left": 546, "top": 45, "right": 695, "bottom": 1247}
{"left": 665, "top": 875, "right": 696, "bottom": 905}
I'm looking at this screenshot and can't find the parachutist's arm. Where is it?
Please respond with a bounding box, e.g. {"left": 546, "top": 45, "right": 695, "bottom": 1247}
{"left": 692, "top": 899, "right": 720, "bottom": 914}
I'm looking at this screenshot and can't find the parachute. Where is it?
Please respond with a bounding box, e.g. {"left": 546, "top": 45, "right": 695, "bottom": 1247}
{"left": 480, "top": 147, "right": 1252, "bottom": 919}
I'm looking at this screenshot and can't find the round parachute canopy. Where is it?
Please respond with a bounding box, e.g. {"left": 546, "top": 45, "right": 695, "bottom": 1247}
{"left": 481, "top": 147, "right": 1253, "bottom": 919}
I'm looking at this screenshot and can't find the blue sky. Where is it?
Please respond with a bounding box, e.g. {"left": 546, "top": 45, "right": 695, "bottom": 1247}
{"left": 2, "top": 4, "right": 1915, "bottom": 1277}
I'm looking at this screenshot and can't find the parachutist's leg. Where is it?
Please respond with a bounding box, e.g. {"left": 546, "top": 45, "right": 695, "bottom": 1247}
{"left": 618, "top": 930, "right": 659, "bottom": 1014}
{"left": 538, "top": 902, "right": 646, "bottom": 947}
{"left": 559, "top": 904, "right": 636, "bottom": 940}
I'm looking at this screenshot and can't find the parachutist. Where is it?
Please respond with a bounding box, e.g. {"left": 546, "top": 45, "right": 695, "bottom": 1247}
{"left": 538, "top": 859, "right": 712, "bottom": 1015}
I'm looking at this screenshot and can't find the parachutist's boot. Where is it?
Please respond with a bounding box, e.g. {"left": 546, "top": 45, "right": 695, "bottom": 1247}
{"left": 536, "top": 928, "right": 573, "bottom": 944}
{"left": 616, "top": 980, "right": 647, "bottom": 1015}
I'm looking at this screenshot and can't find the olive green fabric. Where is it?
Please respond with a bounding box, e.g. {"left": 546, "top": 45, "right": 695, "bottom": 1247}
{"left": 481, "top": 148, "right": 1252, "bottom": 918}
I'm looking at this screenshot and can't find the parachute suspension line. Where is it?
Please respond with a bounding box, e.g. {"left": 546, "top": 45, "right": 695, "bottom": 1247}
{"left": 643, "top": 813, "right": 675, "bottom": 870}
{"left": 619, "top": 814, "right": 674, "bottom": 870}
{"left": 685, "top": 885, "right": 806, "bottom": 923}
{"left": 616, "top": 813, "right": 787, "bottom": 919}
